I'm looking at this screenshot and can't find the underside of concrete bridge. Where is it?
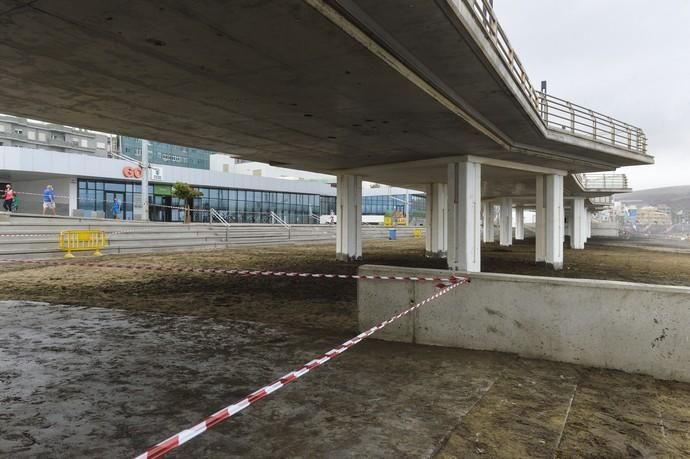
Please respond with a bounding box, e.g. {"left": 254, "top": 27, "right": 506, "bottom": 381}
{"left": 0, "top": 0, "right": 653, "bottom": 270}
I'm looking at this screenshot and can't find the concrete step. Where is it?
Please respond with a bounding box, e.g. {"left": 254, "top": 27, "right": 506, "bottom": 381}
{"left": 0, "top": 212, "right": 424, "bottom": 259}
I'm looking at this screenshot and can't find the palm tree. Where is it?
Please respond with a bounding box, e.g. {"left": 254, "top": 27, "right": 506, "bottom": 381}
{"left": 172, "top": 182, "right": 203, "bottom": 223}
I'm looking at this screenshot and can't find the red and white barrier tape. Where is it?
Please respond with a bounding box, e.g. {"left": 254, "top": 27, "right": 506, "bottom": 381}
{"left": 0, "top": 230, "right": 135, "bottom": 238}
{"left": 1, "top": 258, "right": 463, "bottom": 283}
{"left": 133, "top": 278, "right": 467, "bottom": 459}
{"left": 0, "top": 233, "right": 53, "bottom": 238}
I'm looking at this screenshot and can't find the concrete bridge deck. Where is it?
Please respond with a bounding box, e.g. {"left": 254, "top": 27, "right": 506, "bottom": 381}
{"left": 0, "top": 0, "right": 651, "bottom": 186}
{"left": 0, "top": 0, "right": 653, "bottom": 270}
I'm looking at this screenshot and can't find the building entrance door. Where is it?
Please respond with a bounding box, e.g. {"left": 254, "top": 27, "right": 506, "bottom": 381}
{"left": 161, "top": 196, "right": 172, "bottom": 222}
{"left": 104, "top": 191, "right": 123, "bottom": 219}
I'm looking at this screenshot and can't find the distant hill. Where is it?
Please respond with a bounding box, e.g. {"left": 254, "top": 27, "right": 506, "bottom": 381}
{"left": 615, "top": 185, "right": 690, "bottom": 212}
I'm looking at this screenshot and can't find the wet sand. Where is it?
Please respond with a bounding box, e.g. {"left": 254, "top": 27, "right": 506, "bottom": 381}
{"left": 1, "top": 239, "right": 689, "bottom": 457}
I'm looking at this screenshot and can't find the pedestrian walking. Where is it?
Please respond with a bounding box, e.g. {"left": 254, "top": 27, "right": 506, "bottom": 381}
{"left": 43, "top": 184, "right": 56, "bottom": 216}
{"left": 112, "top": 196, "right": 120, "bottom": 219}
{"left": 3, "top": 184, "right": 14, "bottom": 212}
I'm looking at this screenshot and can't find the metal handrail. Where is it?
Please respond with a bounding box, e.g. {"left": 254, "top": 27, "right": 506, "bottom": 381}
{"left": 270, "top": 211, "right": 291, "bottom": 240}
{"left": 209, "top": 208, "right": 230, "bottom": 226}
{"left": 577, "top": 173, "right": 629, "bottom": 190}
{"left": 210, "top": 208, "right": 230, "bottom": 241}
{"left": 589, "top": 196, "right": 613, "bottom": 205}
{"left": 309, "top": 213, "right": 320, "bottom": 223}
{"left": 463, "top": 0, "right": 648, "bottom": 154}
{"left": 0, "top": 131, "right": 97, "bottom": 152}
{"left": 270, "top": 211, "right": 289, "bottom": 227}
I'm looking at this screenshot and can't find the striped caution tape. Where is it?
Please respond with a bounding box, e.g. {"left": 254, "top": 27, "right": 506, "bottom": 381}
{"left": 1, "top": 258, "right": 464, "bottom": 283}
{"left": 0, "top": 233, "right": 55, "bottom": 238}
{"left": 0, "top": 230, "right": 136, "bottom": 238}
{"left": 133, "top": 278, "right": 466, "bottom": 459}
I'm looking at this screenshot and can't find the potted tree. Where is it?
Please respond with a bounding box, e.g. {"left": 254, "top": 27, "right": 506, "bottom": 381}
{"left": 172, "top": 182, "right": 203, "bottom": 223}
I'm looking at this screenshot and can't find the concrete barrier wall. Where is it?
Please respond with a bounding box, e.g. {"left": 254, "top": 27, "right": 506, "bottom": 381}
{"left": 358, "top": 265, "right": 690, "bottom": 382}
{"left": 592, "top": 221, "right": 621, "bottom": 237}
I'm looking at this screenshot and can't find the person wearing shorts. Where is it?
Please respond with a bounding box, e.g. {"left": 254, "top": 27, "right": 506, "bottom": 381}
{"left": 42, "top": 184, "right": 56, "bottom": 216}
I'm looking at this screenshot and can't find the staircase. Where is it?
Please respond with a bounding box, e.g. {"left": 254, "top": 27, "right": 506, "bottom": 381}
{"left": 0, "top": 213, "right": 424, "bottom": 259}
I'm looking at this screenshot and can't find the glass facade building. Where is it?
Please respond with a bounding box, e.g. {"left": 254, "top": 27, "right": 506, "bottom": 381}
{"left": 118, "top": 136, "right": 213, "bottom": 170}
{"left": 362, "top": 193, "right": 426, "bottom": 219}
{"left": 78, "top": 179, "right": 339, "bottom": 224}
{"left": 78, "top": 180, "right": 423, "bottom": 223}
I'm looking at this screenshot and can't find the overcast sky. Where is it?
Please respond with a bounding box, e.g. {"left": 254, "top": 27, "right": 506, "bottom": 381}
{"left": 493, "top": 1, "right": 690, "bottom": 190}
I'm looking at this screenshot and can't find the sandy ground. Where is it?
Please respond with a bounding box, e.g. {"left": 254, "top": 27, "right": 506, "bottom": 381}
{"left": 1, "top": 238, "right": 690, "bottom": 457}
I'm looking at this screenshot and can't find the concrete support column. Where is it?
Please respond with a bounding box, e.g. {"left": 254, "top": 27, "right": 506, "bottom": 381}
{"left": 535, "top": 176, "right": 546, "bottom": 262}
{"left": 565, "top": 203, "right": 573, "bottom": 238}
{"left": 586, "top": 211, "right": 592, "bottom": 239}
{"left": 481, "top": 201, "right": 488, "bottom": 243}
{"left": 68, "top": 178, "right": 78, "bottom": 217}
{"left": 545, "top": 175, "right": 565, "bottom": 269}
{"left": 425, "top": 183, "right": 447, "bottom": 258}
{"left": 515, "top": 206, "right": 525, "bottom": 240}
{"left": 482, "top": 202, "right": 496, "bottom": 243}
{"left": 447, "top": 161, "right": 481, "bottom": 272}
{"left": 571, "top": 197, "right": 586, "bottom": 249}
{"left": 499, "top": 197, "right": 513, "bottom": 247}
{"left": 336, "top": 174, "right": 362, "bottom": 261}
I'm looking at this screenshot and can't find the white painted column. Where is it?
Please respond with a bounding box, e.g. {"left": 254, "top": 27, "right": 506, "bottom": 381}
{"left": 535, "top": 176, "right": 546, "bottom": 262}
{"left": 481, "top": 201, "right": 489, "bottom": 243}
{"left": 499, "top": 197, "right": 513, "bottom": 247}
{"left": 68, "top": 178, "right": 78, "bottom": 217}
{"left": 515, "top": 206, "right": 525, "bottom": 240}
{"left": 447, "top": 161, "right": 481, "bottom": 272}
{"left": 425, "top": 183, "right": 447, "bottom": 258}
{"left": 483, "top": 202, "right": 496, "bottom": 243}
{"left": 545, "top": 175, "right": 564, "bottom": 269}
{"left": 565, "top": 203, "right": 573, "bottom": 238}
{"left": 570, "top": 197, "right": 586, "bottom": 249}
{"left": 336, "top": 174, "right": 362, "bottom": 261}
{"left": 586, "top": 211, "right": 592, "bottom": 239}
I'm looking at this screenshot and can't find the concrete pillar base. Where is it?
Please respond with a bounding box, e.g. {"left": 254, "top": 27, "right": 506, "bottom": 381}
{"left": 336, "top": 253, "right": 362, "bottom": 262}
{"left": 535, "top": 261, "right": 564, "bottom": 271}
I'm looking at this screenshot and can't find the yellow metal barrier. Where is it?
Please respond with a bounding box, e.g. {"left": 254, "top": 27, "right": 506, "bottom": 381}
{"left": 413, "top": 228, "right": 423, "bottom": 239}
{"left": 58, "top": 230, "right": 107, "bottom": 258}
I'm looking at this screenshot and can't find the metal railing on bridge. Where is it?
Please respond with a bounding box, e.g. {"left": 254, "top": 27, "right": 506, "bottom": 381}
{"left": 464, "top": 0, "right": 648, "bottom": 154}
{"left": 576, "top": 173, "right": 629, "bottom": 190}
{"left": 589, "top": 196, "right": 613, "bottom": 206}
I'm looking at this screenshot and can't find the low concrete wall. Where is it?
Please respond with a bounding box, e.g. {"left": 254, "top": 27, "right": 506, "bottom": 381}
{"left": 358, "top": 265, "right": 690, "bottom": 382}
{"left": 592, "top": 221, "right": 620, "bottom": 237}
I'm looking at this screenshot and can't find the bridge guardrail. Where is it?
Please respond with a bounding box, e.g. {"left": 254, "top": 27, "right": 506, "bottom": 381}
{"left": 577, "top": 173, "right": 629, "bottom": 190}
{"left": 464, "top": 0, "right": 648, "bottom": 154}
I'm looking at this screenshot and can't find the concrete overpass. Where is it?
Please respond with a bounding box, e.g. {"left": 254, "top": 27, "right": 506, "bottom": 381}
{"left": 0, "top": 0, "right": 653, "bottom": 270}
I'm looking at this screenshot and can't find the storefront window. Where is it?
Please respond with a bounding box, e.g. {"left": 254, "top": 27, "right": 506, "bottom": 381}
{"left": 77, "top": 179, "right": 338, "bottom": 223}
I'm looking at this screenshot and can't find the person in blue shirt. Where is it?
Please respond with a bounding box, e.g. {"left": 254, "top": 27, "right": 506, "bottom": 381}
{"left": 112, "top": 196, "right": 120, "bottom": 219}
{"left": 42, "top": 185, "right": 56, "bottom": 216}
